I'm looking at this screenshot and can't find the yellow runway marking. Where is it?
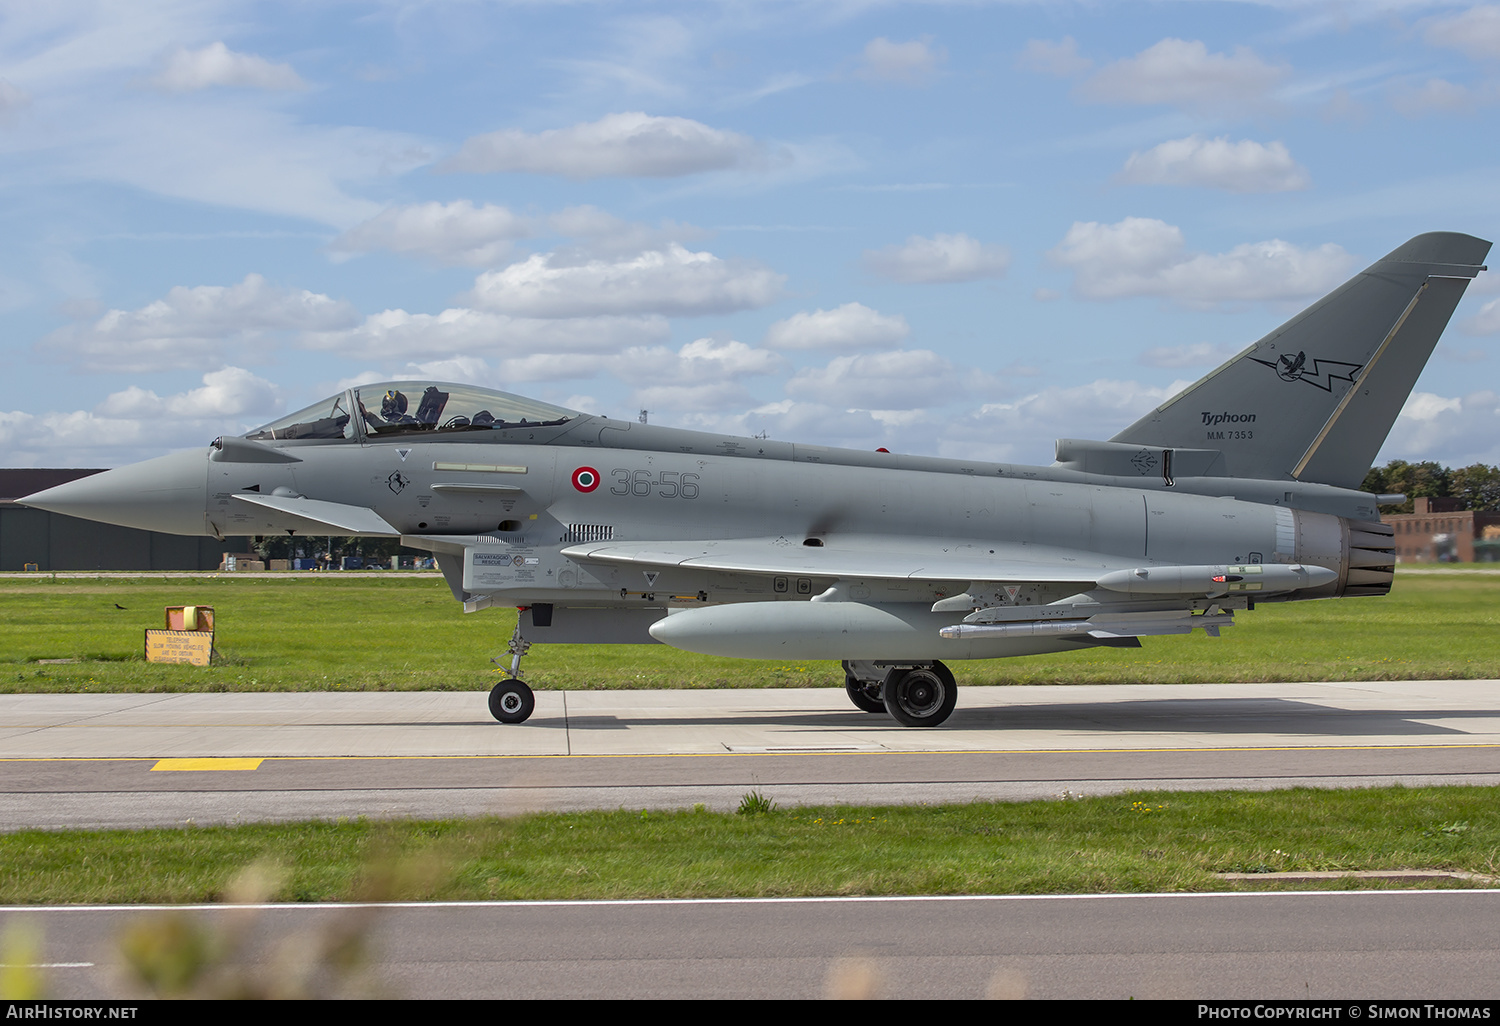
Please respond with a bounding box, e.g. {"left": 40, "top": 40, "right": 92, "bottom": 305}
{"left": 150, "top": 758, "right": 263, "bottom": 772}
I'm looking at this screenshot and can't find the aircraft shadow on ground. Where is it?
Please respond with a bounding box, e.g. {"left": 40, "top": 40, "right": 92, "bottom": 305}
{"left": 505, "top": 697, "right": 1493, "bottom": 736}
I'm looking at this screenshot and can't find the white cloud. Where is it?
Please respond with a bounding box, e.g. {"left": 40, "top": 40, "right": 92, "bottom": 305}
{"left": 1390, "top": 78, "right": 1479, "bottom": 115}
{"left": 329, "top": 201, "right": 533, "bottom": 266}
{"left": 0, "top": 409, "right": 155, "bottom": 466}
{"left": 44, "top": 274, "right": 359, "bottom": 372}
{"left": 491, "top": 353, "right": 610, "bottom": 383}
{"left": 677, "top": 378, "right": 1190, "bottom": 461}
{"left": 337, "top": 353, "right": 609, "bottom": 391}
{"left": 1016, "top": 37, "right": 1091, "bottom": 77}
{"left": 330, "top": 202, "right": 711, "bottom": 266}
{"left": 442, "top": 112, "right": 763, "bottom": 178}
{"left": 1079, "top": 38, "right": 1289, "bottom": 113}
{"left": 95, "top": 367, "right": 281, "bottom": 420}
{"left": 611, "top": 338, "right": 785, "bottom": 414}
{"left": 1048, "top": 218, "right": 1355, "bottom": 306}
{"left": 762, "top": 303, "right": 910, "bottom": 351}
{"left": 0, "top": 8, "right": 432, "bottom": 226}
{"left": 631, "top": 382, "right": 760, "bottom": 413}
{"left": 466, "top": 244, "right": 785, "bottom": 318}
{"left": 615, "top": 337, "right": 784, "bottom": 383}
{"left": 59, "top": 102, "right": 424, "bottom": 227}
{"left": 1464, "top": 297, "right": 1500, "bottom": 334}
{"left": 1118, "top": 136, "right": 1310, "bottom": 192}
{"left": 785, "top": 350, "right": 970, "bottom": 409}
{"left": 938, "top": 379, "right": 1185, "bottom": 464}
{"left": 858, "top": 37, "right": 945, "bottom": 83}
{"left": 151, "top": 42, "right": 306, "bottom": 92}
{"left": 300, "top": 307, "right": 670, "bottom": 361}
{"left": 862, "top": 233, "right": 1010, "bottom": 284}
{"left": 1382, "top": 389, "right": 1500, "bottom": 466}
{"left": 679, "top": 400, "right": 902, "bottom": 451}
{"left": 1138, "top": 342, "right": 1243, "bottom": 369}
{"left": 1425, "top": 6, "right": 1500, "bottom": 61}
{"left": 545, "top": 206, "right": 709, "bottom": 259}
{"left": 0, "top": 369, "right": 285, "bottom": 466}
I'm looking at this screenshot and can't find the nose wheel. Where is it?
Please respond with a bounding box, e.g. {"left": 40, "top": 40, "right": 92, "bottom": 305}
{"left": 489, "top": 678, "right": 535, "bottom": 723}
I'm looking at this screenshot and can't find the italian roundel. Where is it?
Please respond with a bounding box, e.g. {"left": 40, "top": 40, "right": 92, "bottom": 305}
{"left": 572, "top": 466, "right": 601, "bottom": 492}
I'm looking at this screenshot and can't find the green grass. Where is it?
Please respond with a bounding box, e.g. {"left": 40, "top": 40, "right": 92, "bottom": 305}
{"left": 2, "top": 573, "right": 1498, "bottom": 693}
{"left": 2, "top": 786, "right": 1496, "bottom": 904}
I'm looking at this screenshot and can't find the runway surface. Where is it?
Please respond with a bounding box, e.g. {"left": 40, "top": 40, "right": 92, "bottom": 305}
{"left": 4, "top": 680, "right": 1500, "bottom": 830}
{"left": 10, "top": 891, "right": 1500, "bottom": 999}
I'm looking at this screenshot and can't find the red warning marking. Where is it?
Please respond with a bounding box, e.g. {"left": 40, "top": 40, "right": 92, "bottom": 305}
{"left": 572, "top": 466, "right": 600, "bottom": 492}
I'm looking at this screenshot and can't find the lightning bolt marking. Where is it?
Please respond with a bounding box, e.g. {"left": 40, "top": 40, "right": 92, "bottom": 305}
{"left": 1250, "top": 357, "right": 1364, "bottom": 392}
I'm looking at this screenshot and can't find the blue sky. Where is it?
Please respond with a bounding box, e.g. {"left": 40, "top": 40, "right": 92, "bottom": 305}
{"left": 2, "top": 0, "right": 1498, "bottom": 470}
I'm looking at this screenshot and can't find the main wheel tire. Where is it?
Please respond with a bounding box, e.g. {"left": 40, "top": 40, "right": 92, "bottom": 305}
{"left": 844, "top": 675, "right": 886, "bottom": 713}
{"left": 488, "top": 678, "right": 535, "bottom": 724}
{"left": 882, "top": 664, "right": 957, "bottom": 727}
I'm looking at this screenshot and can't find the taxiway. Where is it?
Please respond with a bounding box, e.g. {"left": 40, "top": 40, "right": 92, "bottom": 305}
{"left": 4, "top": 680, "right": 1499, "bottom": 830}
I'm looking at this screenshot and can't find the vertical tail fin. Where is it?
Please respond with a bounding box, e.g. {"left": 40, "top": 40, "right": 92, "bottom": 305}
{"left": 1112, "top": 232, "right": 1491, "bottom": 488}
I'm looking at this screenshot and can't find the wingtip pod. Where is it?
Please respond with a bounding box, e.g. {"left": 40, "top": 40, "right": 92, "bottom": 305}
{"left": 1112, "top": 230, "right": 1492, "bottom": 490}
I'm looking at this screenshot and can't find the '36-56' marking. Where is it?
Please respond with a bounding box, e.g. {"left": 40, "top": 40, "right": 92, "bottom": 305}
{"left": 610, "top": 469, "right": 700, "bottom": 498}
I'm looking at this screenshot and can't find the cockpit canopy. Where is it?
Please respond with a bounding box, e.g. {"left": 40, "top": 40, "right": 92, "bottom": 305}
{"left": 244, "top": 382, "right": 579, "bottom": 441}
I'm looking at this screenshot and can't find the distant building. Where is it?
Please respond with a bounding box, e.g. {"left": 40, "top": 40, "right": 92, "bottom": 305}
{"left": 0, "top": 469, "right": 225, "bottom": 571}
{"left": 1383, "top": 496, "right": 1500, "bottom": 564}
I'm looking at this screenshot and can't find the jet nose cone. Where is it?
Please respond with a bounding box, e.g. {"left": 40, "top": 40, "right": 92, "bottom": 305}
{"left": 20, "top": 448, "right": 210, "bottom": 536}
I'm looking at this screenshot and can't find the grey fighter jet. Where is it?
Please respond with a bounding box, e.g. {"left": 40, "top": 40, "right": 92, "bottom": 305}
{"left": 21, "top": 232, "right": 1491, "bottom": 726}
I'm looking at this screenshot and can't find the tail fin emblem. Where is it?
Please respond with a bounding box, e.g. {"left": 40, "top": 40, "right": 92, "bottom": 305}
{"left": 1251, "top": 351, "right": 1363, "bottom": 392}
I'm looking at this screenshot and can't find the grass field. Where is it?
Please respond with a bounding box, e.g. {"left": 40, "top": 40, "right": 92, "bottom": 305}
{"left": 4, "top": 578, "right": 1497, "bottom": 926}
{"left": 1, "top": 572, "right": 1497, "bottom": 693}
{"left": 1, "top": 786, "right": 1496, "bottom": 904}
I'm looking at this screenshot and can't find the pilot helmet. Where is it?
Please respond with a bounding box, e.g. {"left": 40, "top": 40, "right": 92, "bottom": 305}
{"left": 381, "top": 390, "right": 408, "bottom": 419}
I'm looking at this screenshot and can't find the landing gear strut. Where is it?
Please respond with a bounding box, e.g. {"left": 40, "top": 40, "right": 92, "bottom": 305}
{"left": 845, "top": 678, "right": 886, "bottom": 714}
{"left": 489, "top": 614, "right": 535, "bottom": 724}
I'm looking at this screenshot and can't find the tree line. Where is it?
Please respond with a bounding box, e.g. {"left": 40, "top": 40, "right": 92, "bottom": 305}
{"left": 1362, "top": 460, "right": 1500, "bottom": 514}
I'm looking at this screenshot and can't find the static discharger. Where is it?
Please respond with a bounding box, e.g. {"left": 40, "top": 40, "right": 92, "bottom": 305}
{"left": 145, "top": 605, "right": 216, "bottom": 666}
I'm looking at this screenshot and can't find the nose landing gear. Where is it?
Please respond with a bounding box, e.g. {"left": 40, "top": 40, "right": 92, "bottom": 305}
{"left": 489, "top": 615, "right": 536, "bottom": 724}
{"left": 488, "top": 677, "right": 535, "bottom": 723}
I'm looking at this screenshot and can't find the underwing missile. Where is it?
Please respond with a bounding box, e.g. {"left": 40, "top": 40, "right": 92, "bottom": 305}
{"left": 940, "top": 611, "right": 1235, "bottom": 641}
{"left": 1094, "top": 563, "right": 1336, "bottom": 596}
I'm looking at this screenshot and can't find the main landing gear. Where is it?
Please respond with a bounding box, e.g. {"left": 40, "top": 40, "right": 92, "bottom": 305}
{"left": 842, "top": 660, "right": 958, "bottom": 727}
{"left": 489, "top": 615, "right": 535, "bottom": 724}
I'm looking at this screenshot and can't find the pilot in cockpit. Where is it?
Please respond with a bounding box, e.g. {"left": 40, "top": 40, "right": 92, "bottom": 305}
{"left": 360, "top": 386, "right": 456, "bottom": 432}
{"left": 359, "top": 388, "right": 410, "bottom": 432}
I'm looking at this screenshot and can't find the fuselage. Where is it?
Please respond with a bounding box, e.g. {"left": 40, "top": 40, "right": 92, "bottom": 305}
{"left": 35, "top": 400, "right": 1386, "bottom": 601}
